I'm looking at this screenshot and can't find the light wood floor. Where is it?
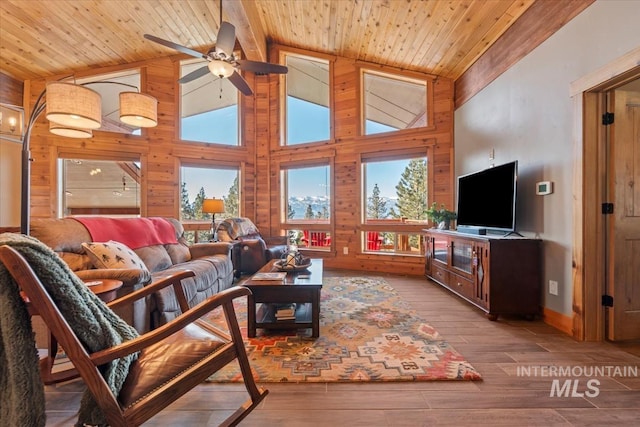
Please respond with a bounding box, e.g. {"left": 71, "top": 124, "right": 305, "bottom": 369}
{"left": 44, "top": 271, "right": 640, "bottom": 426}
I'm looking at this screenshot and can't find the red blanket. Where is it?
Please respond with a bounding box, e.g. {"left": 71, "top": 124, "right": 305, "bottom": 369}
{"left": 73, "top": 217, "right": 178, "bottom": 249}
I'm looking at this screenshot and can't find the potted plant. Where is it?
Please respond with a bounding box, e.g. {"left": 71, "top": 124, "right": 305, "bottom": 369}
{"left": 426, "top": 202, "right": 457, "bottom": 230}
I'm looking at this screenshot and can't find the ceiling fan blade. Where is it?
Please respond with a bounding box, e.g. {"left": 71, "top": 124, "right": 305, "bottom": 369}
{"left": 178, "top": 66, "right": 211, "bottom": 84}
{"left": 228, "top": 71, "right": 253, "bottom": 96}
{"left": 144, "top": 34, "right": 206, "bottom": 60}
{"left": 236, "top": 60, "right": 288, "bottom": 75}
{"left": 215, "top": 22, "right": 236, "bottom": 57}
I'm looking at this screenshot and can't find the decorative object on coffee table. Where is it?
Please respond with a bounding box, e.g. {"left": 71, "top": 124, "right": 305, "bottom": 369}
{"left": 274, "top": 250, "right": 312, "bottom": 271}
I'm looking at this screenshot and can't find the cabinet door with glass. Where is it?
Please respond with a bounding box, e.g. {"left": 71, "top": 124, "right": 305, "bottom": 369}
{"left": 451, "top": 239, "right": 474, "bottom": 278}
{"left": 429, "top": 233, "right": 450, "bottom": 268}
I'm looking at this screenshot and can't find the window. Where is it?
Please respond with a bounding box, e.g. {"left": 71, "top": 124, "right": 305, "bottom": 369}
{"left": 284, "top": 54, "right": 330, "bottom": 145}
{"left": 76, "top": 70, "right": 144, "bottom": 135}
{"left": 362, "top": 70, "right": 427, "bottom": 135}
{"left": 362, "top": 156, "right": 427, "bottom": 255}
{"left": 180, "top": 59, "right": 239, "bottom": 145}
{"left": 282, "top": 164, "right": 331, "bottom": 251}
{"left": 59, "top": 158, "right": 141, "bottom": 217}
{"left": 180, "top": 164, "right": 240, "bottom": 242}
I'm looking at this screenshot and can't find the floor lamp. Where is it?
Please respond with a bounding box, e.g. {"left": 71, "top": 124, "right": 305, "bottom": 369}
{"left": 20, "top": 81, "right": 158, "bottom": 235}
{"left": 202, "top": 198, "right": 225, "bottom": 241}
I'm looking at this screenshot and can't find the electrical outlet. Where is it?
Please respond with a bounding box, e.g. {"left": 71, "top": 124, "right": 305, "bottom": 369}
{"left": 343, "top": 246, "right": 349, "bottom": 255}
{"left": 549, "top": 280, "right": 558, "bottom": 296}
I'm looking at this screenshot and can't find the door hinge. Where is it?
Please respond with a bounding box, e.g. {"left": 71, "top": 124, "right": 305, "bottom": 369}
{"left": 602, "top": 203, "right": 614, "bottom": 214}
{"left": 602, "top": 294, "right": 614, "bottom": 307}
{"left": 602, "top": 112, "right": 614, "bottom": 125}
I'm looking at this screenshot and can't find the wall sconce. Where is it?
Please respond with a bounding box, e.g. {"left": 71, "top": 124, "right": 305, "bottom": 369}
{"left": 0, "top": 103, "right": 25, "bottom": 142}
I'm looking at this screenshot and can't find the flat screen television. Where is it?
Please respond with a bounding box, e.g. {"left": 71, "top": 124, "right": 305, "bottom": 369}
{"left": 456, "top": 161, "right": 518, "bottom": 234}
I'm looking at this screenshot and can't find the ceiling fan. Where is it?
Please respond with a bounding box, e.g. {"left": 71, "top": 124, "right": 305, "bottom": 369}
{"left": 144, "top": 18, "right": 287, "bottom": 96}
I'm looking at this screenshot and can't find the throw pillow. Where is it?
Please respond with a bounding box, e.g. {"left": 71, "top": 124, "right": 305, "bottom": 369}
{"left": 82, "top": 240, "right": 149, "bottom": 271}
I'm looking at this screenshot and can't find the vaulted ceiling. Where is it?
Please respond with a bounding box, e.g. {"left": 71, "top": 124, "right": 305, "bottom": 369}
{"left": 0, "top": 0, "right": 536, "bottom": 83}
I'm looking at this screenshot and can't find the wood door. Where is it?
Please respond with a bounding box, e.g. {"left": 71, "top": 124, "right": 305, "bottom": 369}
{"left": 607, "top": 88, "right": 640, "bottom": 341}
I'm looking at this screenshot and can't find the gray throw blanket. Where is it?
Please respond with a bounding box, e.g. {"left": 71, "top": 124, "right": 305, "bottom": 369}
{"left": 0, "top": 233, "right": 139, "bottom": 426}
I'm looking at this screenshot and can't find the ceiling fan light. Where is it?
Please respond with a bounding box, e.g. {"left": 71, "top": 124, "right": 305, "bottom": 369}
{"left": 208, "top": 60, "right": 235, "bottom": 78}
{"left": 45, "top": 82, "right": 102, "bottom": 129}
{"left": 119, "top": 92, "right": 158, "bottom": 127}
{"left": 49, "top": 121, "right": 93, "bottom": 138}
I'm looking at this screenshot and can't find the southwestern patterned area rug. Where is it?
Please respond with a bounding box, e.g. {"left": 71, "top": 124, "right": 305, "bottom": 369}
{"left": 205, "top": 276, "right": 481, "bottom": 383}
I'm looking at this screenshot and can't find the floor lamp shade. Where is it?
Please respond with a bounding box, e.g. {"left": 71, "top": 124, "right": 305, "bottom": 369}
{"left": 45, "top": 82, "right": 102, "bottom": 129}
{"left": 49, "top": 121, "right": 93, "bottom": 138}
{"left": 119, "top": 92, "right": 158, "bottom": 127}
{"left": 202, "top": 199, "right": 225, "bottom": 214}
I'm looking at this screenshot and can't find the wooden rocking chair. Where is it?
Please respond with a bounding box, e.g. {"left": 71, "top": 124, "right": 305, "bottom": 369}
{"left": 0, "top": 245, "right": 268, "bottom": 427}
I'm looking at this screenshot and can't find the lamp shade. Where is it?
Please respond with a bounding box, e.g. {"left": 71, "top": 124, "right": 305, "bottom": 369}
{"left": 202, "top": 198, "right": 225, "bottom": 214}
{"left": 49, "top": 121, "right": 93, "bottom": 138}
{"left": 45, "top": 82, "right": 102, "bottom": 129}
{"left": 208, "top": 60, "right": 235, "bottom": 78}
{"left": 119, "top": 92, "right": 158, "bottom": 127}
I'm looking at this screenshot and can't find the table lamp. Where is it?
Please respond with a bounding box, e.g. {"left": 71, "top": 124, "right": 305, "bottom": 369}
{"left": 202, "top": 198, "right": 225, "bottom": 241}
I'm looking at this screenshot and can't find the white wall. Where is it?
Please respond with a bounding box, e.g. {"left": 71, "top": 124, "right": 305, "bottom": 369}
{"left": 0, "top": 138, "right": 21, "bottom": 227}
{"left": 454, "top": 0, "right": 640, "bottom": 315}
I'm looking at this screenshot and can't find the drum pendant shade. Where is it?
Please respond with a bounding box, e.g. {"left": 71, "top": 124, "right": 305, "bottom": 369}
{"left": 48, "top": 121, "right": 93, "bottom": 138}
{"left": 119, "top": 92, "right": 158, "bottom": 127}
{"left": 45, "top": 82, "right": 102, "bottom": 129}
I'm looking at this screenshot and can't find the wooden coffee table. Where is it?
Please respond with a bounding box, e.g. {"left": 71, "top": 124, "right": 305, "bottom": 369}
{"left": 244, "top": 259, "right": 323, "bottom": 338}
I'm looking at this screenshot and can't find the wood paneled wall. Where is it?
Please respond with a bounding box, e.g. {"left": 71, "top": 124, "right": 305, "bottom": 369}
{"left": 25, "top": 46, "right": 454, "bottom": 275}
{"left": 0, "top": 72, "right": 22, "bottom": 105}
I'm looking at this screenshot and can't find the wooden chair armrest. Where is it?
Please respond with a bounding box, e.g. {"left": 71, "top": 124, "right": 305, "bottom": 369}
{"left": 90, "top": 286, "right": 251, "bottom": 365}
{"left": 107, "top": 270, "right": 195, "bottom": 311}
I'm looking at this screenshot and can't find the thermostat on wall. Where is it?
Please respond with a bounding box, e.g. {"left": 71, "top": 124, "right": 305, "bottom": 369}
{"left": 536, "top": 181, "right": 553, "bottom": 195}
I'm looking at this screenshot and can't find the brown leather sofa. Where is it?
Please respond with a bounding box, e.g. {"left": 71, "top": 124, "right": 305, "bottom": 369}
{"left": 216, "top": 217, "right": 288, "bottom": 275}
{"left": 30, "top": 217, "right": 234, "bottom": 333}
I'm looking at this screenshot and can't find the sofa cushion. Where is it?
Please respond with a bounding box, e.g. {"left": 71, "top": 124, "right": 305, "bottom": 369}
{"left": 165, "top": 243, "right": 191, "bottom": 264}
{"left": 134, "top": 245, "right": 173, "bottom": 273}
{"left": 82, "top": 241, "right": 149, "bottom": 272}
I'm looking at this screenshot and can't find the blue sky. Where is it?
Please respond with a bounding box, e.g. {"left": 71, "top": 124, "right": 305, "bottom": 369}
{"left": 181, "top": 97, "right": 411, "bottom": 202}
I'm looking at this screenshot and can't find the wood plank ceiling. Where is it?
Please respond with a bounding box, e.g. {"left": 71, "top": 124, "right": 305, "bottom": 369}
{"left": 0, "top": 0, "right": 535, "bottom": 83}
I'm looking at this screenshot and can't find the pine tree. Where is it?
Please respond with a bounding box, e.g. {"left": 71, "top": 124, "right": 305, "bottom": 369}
{"left": 288, "top": 203, "right": 296, "bottom": 219}
{"left": 180, "top": 182, "right": 194, "bottom": 219}
{"left": 304, "top": 204, "right": 314, "bottom": 219}
{"left": 223, "top": 176, "right": 239, "bottom": 217}
{"left": 193, "top": 187, "right": 207, "bottom": 219}
{"left": 367, "top": 183, "right": 388, "bottom": 219}
{"left": 390, "top": 159, "right": 427, "bottom": 220}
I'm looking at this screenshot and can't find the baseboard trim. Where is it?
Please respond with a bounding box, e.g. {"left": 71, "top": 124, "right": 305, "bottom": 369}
{"left": 542, "top": 307, "right": 573, "bottom": 336}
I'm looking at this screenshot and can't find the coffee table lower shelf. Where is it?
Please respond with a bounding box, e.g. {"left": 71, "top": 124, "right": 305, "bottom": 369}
{"left": 255, "top": 303, "right": 313, "bottom": 332}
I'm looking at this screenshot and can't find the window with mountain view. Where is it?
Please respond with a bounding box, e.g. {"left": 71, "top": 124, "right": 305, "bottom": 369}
{"left": 180, "top": 59, "right": 239, "bottom": 145}
{"left": 362, "top": 70, "right": 427, "bottom": 136}
{"left": 282, "top": 164, "right": 331, "bottom": 250}
{"left": 284, "top": 54, "right": 330, "bottom": 145}
{"left": 362, "top": 156, "right": 427, "bottom": 255}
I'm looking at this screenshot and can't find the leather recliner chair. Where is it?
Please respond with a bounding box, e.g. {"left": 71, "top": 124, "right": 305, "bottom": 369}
{"left": 216, "top": 217, "right": 288, "bottom": 276}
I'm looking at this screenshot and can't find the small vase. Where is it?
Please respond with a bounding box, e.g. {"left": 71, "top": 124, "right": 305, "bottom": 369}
{"left": 438, "top": 220, "right": 450, "bottom": 230}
